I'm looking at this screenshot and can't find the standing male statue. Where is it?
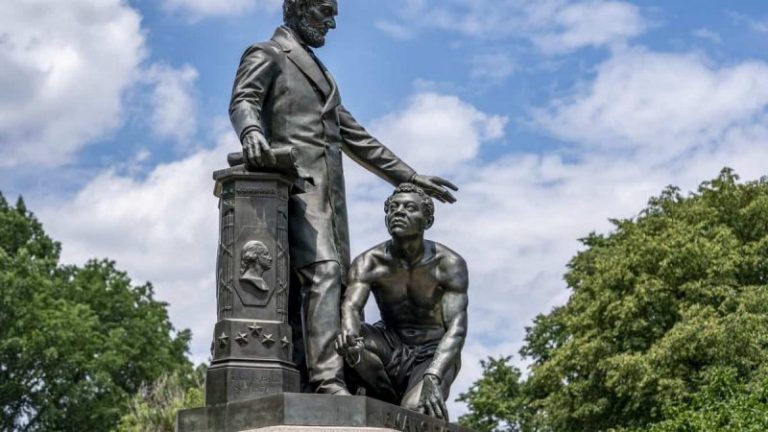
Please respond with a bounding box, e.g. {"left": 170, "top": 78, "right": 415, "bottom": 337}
{"left": 229, "top": 0, "right": 458, "bottom": 395}
{"left": 335, "top": 183, "right": 468, "bottom": 421}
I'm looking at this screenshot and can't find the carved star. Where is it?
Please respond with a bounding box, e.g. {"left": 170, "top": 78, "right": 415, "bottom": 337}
{"left": 217, "top": 331, "right": 229, "bottom": 347}
{"left": 261, "top": 333, "right": 275, "bottom": 347}
{"left": 235, "top": 332, "right": 248, "bottom": 345}
{"left": 280, "top": 336, "right": 291, "bottom": 349}
{"left": 248, "top": 323, "right": 263, "bottom": 336}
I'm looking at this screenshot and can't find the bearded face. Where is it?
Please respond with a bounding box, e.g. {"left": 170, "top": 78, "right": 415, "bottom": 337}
{"left": 288, "top": 0, "right": 338, "bottom": 48}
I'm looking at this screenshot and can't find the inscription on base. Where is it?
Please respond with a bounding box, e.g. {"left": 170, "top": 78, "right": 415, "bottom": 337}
{"left": 383, "top": 412, "right": 451, "bottom": 432}
{"left": 231, "top": 370, "right": 283, "bottom": 396}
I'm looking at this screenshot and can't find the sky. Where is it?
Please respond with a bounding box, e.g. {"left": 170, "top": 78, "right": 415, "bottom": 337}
{"left": 2, "top": 0, "right": 768, "bottom": 417}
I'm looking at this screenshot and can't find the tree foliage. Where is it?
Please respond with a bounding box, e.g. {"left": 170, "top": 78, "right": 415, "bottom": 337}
{"left": 460, "top": 169, "right": 768, "bottom": 431}
{"left": 116, "top": 365, "right": 205, "bottom": 432}
{"left": 0, "top": 194, "right": 193, "bottom": 431}
{"left": 458, "top": 357, "right": 530, "bottom": 432}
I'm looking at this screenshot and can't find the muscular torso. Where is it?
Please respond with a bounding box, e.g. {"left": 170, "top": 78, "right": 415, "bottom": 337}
{"left": 364, "top": 240, "right": 451, "bottom": 344}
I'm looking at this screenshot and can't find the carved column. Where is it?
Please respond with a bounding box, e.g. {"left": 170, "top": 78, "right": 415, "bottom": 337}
{"left": 206, "top": 166, "right": 300, "bottom": 405}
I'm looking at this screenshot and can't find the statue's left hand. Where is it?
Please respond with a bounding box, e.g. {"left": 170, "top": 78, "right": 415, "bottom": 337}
{"left": 411, "top": 175, "right": 458, "bottom": 204}
{"left": 417, "top": 374, "right": 448, "bottom": 422}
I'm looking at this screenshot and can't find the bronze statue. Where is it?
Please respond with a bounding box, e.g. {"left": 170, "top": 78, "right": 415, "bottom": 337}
{"left": 229, "top": 0, "right": 458, "bottom": 395}
{"left": 336, "top": 184, "right": 469, "bottom": 421}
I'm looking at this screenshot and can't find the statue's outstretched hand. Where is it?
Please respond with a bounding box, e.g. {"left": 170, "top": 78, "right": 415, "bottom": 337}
{"left": 418, "top": 374, "right": 448, "bottom": 422}
{"left": 411, "top": 175, "right": 458, "bottom": 204}
{"left": 242, "top": 129, "right": 276, "bottom": 167}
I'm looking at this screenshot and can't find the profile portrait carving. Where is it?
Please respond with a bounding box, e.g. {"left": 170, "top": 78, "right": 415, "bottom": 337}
{"left": 239, "top": 240, "right": 273, "bottom": 293}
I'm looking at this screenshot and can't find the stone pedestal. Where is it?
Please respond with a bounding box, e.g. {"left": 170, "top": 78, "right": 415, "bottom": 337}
{"left": 177, "top": 394, "right": 472, "bottom": 432}
{"left": 207, "top": 167, "right": 300, "bottom": 405}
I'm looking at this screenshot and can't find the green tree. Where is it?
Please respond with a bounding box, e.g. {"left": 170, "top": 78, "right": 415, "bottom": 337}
{"left": 645, "top": 366, "right": 768, "bottom": 432}
{"left": 458, "top": 357, "right": 531, "bottom": 432}
{"left": 116, "top": 365, "right": 205, "bottom": 432}
{"left": 0, "top": 194, "right": 194, "bottom": 431}
{"left": 461, "top": 169, "right": 768, "bottom": 431}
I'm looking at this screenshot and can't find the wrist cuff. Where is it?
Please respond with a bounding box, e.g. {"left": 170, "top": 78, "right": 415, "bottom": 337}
{"left": 424, "top": 372, "right": 441, "bottom": 384}
{"left": 239, "top": 126, "right": 262, "bottom": 143}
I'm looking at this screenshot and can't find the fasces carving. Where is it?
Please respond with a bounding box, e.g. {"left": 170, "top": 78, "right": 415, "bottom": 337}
{"left": 218, "top": 206, "right": 235, "bottom": 318}
{"left": 276, "top": 208, "right": 289, "bottom": 323}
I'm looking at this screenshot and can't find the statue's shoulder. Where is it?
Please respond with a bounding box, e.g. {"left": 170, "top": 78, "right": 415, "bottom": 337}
{"left": 349, "top": 241, "right": 390, "bottom": 276}
{"left": 239, "top": 40, "right": 284, "bottom": 61}
{"left": 432, "top": 241, "right": 467, "bottom": 269}
{"left": 353, "top": 240, "right": 390, "bottom": 263}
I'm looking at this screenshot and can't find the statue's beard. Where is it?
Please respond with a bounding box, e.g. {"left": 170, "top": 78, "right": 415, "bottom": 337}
{"left": 296, "top": 17, "right": 326, "bottom": 48}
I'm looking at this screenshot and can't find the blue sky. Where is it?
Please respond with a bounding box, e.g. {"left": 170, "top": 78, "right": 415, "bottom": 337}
{"left": 3, "top": 0, "right": 768, "bottom": 415}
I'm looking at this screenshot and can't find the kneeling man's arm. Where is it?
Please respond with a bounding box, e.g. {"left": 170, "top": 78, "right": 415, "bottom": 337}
{"left": 338, "top": 257, "right": 372, "bottom": 355}
{"left": 426, "top": 256, "right": 469, "bottom": 381}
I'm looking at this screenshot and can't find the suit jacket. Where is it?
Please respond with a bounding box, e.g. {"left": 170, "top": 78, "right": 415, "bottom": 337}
{"left": 230, "top": 26, "right": 416, "bottom": 278}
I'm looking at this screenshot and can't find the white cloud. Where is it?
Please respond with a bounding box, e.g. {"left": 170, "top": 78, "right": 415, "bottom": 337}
{"left": 162, "top": 0, "right": 282, "bottom": 20}
{"left": 0, "top": 0, "right": 145, "bottom": 168}
{"left": 530, "top": 0, "right": 647, "bottom": 53}
{"left": 143, "top": 63, "right": 200, "bottom": 146}
{"left": 693, "top": 28, "right": 722, "bottom": 44}
{"left": 471, "top": 52, "right": 518, "bottom": 83}
{"left": 366, "top": 92, "right": 507, "bottom": 175}
{"left": 375, "top": 20, "right": 415, "bottom": 41}
{"left": 729, "top": 12, "right": 768, "bottom": 34}
{"left": 386, "top": 0, "right": 647, "bottom": 54}
{"left": 535, "top": 48, "right": 768, "bottom": 160}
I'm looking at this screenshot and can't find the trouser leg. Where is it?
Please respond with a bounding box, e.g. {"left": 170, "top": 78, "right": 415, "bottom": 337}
{"left": 295, "top": 260, "right": 348, "bottom": 394}
{"left": 348, "top": 323, "right": 399, "bottom": 403}
{"left": 288, "top": 269, "right": 310, "bottom": 392}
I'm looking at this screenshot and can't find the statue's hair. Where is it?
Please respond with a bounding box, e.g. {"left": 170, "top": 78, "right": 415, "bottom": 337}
{"left": 241, "top": 240, "right": 270, "bottom": 273}
{"left": 384, "top": 183, "right": 434, "bottom": 221}
{"left": 283, "top": 0, "right": 319, "bottom": 26}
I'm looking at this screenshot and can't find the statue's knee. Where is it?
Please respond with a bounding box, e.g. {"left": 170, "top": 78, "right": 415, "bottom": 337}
{"left": 313, "top": 261, "right": 342, "bottom": 281}
{"left": 301, "top": 261, "right": 343, "bottom": 295}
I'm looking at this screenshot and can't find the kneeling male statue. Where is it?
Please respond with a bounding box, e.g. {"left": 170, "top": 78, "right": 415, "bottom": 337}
{"left": 336, "top": 184, "right": 469, "bottom": 421}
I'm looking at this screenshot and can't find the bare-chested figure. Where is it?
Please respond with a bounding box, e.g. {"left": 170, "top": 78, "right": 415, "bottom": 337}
{"left": 335, "top": 183, "right": 468, "bottom": 421}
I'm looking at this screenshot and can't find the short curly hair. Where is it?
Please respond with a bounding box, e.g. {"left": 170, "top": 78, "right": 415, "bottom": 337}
{"left": 241, "top": 240, "right": 270, "bottom": 274}
{"left": 384, "top": 183, "right": 434, "bottom": 220}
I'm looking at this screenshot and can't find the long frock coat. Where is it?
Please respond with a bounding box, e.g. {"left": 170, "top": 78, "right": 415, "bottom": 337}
{"left": 229, "top": 26, "right": 416, "bottom": 280}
